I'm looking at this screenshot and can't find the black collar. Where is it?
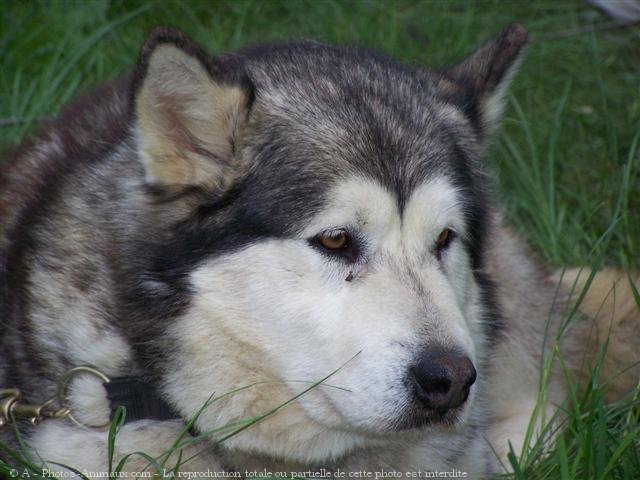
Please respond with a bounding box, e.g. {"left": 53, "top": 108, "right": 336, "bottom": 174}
{"left": 104, "top": 376, "right": 182, "bottom": 423}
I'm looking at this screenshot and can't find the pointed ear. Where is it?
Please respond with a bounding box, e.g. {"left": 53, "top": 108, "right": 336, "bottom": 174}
{"left": 437, "top": 23, "right": 528, "bottom": 138}
{"left": 132, "top": 27, "right": 253, "bottom": 190}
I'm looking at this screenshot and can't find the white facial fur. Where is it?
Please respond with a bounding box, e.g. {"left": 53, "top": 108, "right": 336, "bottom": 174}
{"left": 163, "top": 176, "right": 484, "bottom": 462}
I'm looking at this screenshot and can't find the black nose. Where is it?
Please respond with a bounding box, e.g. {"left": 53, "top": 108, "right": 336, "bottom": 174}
{"left": 410, "top": 348, "right": 476, "bottom": 413}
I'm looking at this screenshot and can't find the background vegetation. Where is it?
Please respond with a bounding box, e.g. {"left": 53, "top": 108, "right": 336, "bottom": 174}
{"left": 1, "top": 0, "right": 639, "bottom": 478}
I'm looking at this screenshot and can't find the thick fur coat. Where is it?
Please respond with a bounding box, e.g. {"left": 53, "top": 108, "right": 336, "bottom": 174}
{"left": 1, "top": 25, "right": 638, "bottom": 478}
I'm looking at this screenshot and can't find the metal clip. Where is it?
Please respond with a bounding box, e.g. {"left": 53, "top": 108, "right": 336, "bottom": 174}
{"left": 1, "top": 365, "right": 110, "bottom": 429}
{"left": 0, "top": 388, "right": 70, "bottom": 427}
{"left": 0, "top": 389, "right": 21, "bottom": 427}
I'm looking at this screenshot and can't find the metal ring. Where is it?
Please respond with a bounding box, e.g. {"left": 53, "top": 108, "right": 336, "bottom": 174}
{"left": 56, "top": 365, "right": 112, "bottom": 430}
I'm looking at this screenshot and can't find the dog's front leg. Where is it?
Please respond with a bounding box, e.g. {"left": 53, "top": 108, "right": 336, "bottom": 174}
{"left": 27, "top": 419, "right": 221, "bottom": 474}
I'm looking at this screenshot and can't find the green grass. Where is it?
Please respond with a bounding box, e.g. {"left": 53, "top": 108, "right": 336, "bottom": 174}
{"left": 1, "top": 0, "right": 639, "bottom": 478}
{"left": 497, "top": 268, "right": 640, "bottom": 479}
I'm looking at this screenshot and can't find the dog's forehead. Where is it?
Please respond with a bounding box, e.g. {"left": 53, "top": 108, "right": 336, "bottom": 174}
{"left": 241, "top": 46, "right": 476, "bottom": 212}
{"left": 299, "top": 175, "right": 466, "bottom": 238}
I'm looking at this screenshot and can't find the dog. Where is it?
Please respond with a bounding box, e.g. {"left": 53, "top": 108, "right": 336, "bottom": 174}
{"left": 1, "top": 24, "right": 638, "bottom": 478}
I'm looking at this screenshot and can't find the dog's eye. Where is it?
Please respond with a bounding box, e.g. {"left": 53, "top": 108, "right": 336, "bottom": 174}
{"left": 435, "top": 228, "right": 456, "bottom": 255}
{"left": 318, "top": 230, "right": 349, "bottom": 251}
{"left": 310, "top": 228, "right": 361, "bottom": 264}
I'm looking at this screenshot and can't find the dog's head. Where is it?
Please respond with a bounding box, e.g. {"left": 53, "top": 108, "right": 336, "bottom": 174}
{"left": 128, "top": 25, "right": 527, "bottom": 461}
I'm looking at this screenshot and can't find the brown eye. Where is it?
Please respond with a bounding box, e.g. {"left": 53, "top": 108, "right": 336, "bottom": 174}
{"left": 319, "top": 230, "right": 349, "bottom": 250}
{"left": 436, "top": 228, "right": 455, "bottom": 252}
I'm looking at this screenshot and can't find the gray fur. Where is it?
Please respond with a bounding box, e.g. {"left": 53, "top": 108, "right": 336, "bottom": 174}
{"left": 1, "top": 24, "right": 637, "bottom": 478}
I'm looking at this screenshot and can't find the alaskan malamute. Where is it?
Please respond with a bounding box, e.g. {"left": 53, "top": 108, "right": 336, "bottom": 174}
{"left": 1, "top": 24, "right": 638, "bottom": 478}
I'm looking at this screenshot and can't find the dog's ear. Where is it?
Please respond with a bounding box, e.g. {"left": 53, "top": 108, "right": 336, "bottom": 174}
{"left": 437, "top": 23, "right": 528, "bottom": 139}
{"left": 132, "top": 27, "right": 253, "bottom": 189}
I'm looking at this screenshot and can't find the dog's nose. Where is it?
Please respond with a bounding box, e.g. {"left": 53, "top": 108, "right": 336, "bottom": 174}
{"left": 410, "top": 349, "right": 476, "bottom": 413}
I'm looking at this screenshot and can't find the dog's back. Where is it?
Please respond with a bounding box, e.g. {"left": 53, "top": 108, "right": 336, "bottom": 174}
{"left": 0, "top": 77, "right": 134, "bottom": 405}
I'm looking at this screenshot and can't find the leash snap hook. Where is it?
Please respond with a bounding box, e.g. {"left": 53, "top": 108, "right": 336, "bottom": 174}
{"left": 0, "top": 388, "right": 70, "bottom": 427}
{"left": 1, "top": 366, "right": 112, "bottom": 430}
{"left": 0, "top": 389, "right": 22, "bottom": 427}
